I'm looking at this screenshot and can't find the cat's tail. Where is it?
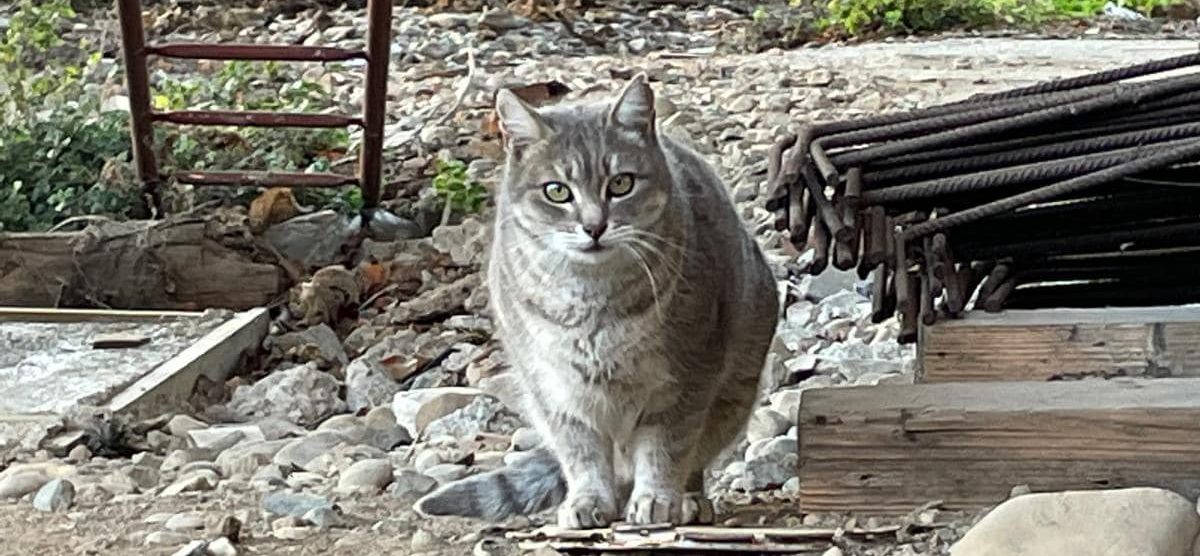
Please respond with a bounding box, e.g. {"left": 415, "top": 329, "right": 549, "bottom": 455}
{"left": 413, "top": 446, "right": 565, "bottom": 521}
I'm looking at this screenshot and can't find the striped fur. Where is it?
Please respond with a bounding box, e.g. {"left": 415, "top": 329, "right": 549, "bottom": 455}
{"left": 418, "top": 74, "right": 779, "bottom": 528}
{"left": 414, "top": 447, "right": 565, "bottom": 521}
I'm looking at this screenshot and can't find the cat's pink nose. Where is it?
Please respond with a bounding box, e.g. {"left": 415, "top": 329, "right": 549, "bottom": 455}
{"left": 583, "top": 223, "right": 607, "bottom": 241}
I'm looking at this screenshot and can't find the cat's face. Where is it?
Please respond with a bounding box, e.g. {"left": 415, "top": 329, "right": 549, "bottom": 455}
{"left": 495, "top": 75, "right": 672, "bottom": 264}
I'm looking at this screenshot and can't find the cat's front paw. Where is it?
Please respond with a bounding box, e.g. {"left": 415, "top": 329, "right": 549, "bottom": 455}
{"left": 558, "top": 492, "right": 617, "bottom": 529}
{"left": 625, "top": 487, "right": 683, "bottom": 525}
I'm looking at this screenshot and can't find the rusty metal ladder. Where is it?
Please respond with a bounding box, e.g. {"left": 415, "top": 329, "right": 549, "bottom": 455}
{"left": 115, "top": 0, "right": 392, "bottom": 215}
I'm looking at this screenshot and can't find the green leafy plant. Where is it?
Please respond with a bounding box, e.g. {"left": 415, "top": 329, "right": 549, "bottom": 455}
{"left": 431, "top": 158, "right": 487, "bottom": 224}
{"left": 0, "top": 0, "right": 358, "bottom": 231}
{"left": 0, "top": 0, "right": 139, "bottom": 232}
{"left": 823, "top": 0, "right": 1189, "bottom": 37}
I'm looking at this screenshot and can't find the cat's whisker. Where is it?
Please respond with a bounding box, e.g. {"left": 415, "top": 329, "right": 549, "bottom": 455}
{"left": 622, "top": 243, "right": 665, "bottom": 320}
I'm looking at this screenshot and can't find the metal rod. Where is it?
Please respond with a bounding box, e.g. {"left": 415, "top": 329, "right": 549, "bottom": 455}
{"left": 900, "top": 140, "right": 1200, "bottom": 241}
{"left": 174, "top": 170, "right": 359, "bottom": 188}
{"left": 147, "top": 43, "right": 367, "bottom": 62}
{"left": 154, "top": 110, "right": 363, "bottom": 128}
{"left": 359, "top": 0, "right": 393, "bottom": 211}
{"left": 116, "top": 0, "right": 161, "bottom": 217}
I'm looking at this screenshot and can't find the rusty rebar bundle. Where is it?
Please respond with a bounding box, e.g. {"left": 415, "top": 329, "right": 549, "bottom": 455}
{"left": 766, "top": 54, "right": 1200, "bottom": 342}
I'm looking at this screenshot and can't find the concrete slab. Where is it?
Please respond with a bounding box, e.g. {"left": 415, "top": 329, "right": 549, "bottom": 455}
{"left": 0, "top": 308, "right": 269, "bottom": 418}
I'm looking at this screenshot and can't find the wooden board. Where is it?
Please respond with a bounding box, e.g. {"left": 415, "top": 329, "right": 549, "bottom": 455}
{"left": 106, "top": 307, "right": 269, "bottom": 420}
{"left": 0, "top": 218, "right": 287, "bottom": 311}
{"left": 918, "top": 306, "right": 1200, "bottom": 382}
{"left": 0, "top": 307, "right": 203, "bottom": 322}
{"left": 796, "top": 378, "right": 1200, "bottom": 514}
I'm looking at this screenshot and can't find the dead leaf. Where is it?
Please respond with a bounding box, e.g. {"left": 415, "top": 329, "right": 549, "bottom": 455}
{"left": 482, "top": 80, "right": 572, "bottom": 137}
{"left": 248, "top": 188, "right": 302, "bottom": 233}
{"left": 379, "top": 354, "right": 427, "bottom": 382}
{"left": 357, "top": 259, "right": 390, "bottom": 295}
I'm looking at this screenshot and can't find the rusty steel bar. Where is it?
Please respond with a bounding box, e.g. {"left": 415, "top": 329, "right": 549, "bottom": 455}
{"left": 861, "top": 121, "right": 1200, "bottom": 186}
{"left": 175, "top": 170, "right": 359, "bottom": 188}
{"left": 900, "top": 139, "right": 1200, "bottom": 241}
{"left": 147, "top": 42, "right": 367, "bottom": 62}
{"left": 862, "top": 138, "right": 1197, "bottom": 205}
{"left": 836, "top": 73, "right": 1200, "bottom": 170}
{"left": 358, "top": 0, "right": 393, "bottom": 211}
{"left": 116, "top": 0, "right": 161, "bottom": 217}
{"left": 154, "top": 110, "right": 364, "bottom": 128}
{"left": 967, "top": 52, "right": 1200, "bottom": 101}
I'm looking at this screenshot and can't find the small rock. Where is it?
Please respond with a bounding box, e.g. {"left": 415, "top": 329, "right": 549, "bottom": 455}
{"left": 428, "top": 12, "right": 474, "bottom": 29}
{"left": 1010, "top": 484, "right": 1032, "bottom": 498}
{"left": 145, "top": 531, "right": 191, "bottom": 546}
{"left": 268, "top": 323, "right": 350, "bottom": 369}
{"left": 344, "top": 332, "right": 417, "bottom": 412}
{"left": 216, "top": 439, "right": 290, "bottom": 478}
{"left": 167, "top": 415, "right": 209, "bottom": 438}
{"left": 805, "top": 68, "right": 834, "bottom": 86}
{"left": 510, "top": 428, "right": 539, "bottom": 452}
{"left": 363, "top": 406, "right": 412, "bottom": 451}
{"left": 412, "top": 529, "right": 437, "bottom": 552}
{"left": 188, "top": 425, "right": 265, "bottom": 451}
{"left": 424, "top": 395, "right": 523, "bottom": 439}
{"left": 273, "top": 432, "right": 346, "bottom": 471}
{"left": 32, "top": 479, "right": 75, "bottom": 512}
{"left": 797, "top": 268, "right": 858, "bottom": 302}
{"left": 161, "top": 449, "right": 208, "bottom": 473}
{"left": 782, "top": 477, "right": 801, "bottom": 494}
{"left": 169, "top": 540, "right": 207, "bottom": 556}
{"left": 228, "top": 364, "right": 346, "bottom": 427}
{"left": 336, "top": 459, "right": 394, "bottom": 493}
{"left": 302, "top": 506, "right": 343, "bottom": 530}
{"left": 274, "top": 526, "right": 316, "bottom": 541}
{"left": 949, "top": 488, "right": 1200, "bottom": 556}
{"left": 392, "top": 387, "right": 483, "bottom": 439}
{"left": 424, "top": 463, "right": 469, "bottom": 484}
{"left": 364, "top": 208, "right": 423, "bottom": 242}
{"left": 0, "top": 471, "right": 48, "bottom": 500}
{"left": 263, "top": 210, "right": 355, "bottom": 269}
{"left": 744, "top": 437, "right": 798, "bottom": 490}
{"left": 746, "top": 408, "right": 790, "bottom": 443}
{"left": 65, "top": 445, "right": 92, "bottom": 463}
{"left": 164, "top": 512, "right": 206, "bottom": 531}
{"left": 262, "top": 491, "right": 332, "bottom": 519}
{"left": 478, "top": 8, "right": 529, "bottom": 31}
{"left": 821, "top": 548, "right": 844, "bottom": 556}
{"left": 161, "top": 472, "right": 217, "bottom": 496}
{"left": 388, "top": 469, "right": 438, "bottom": 501}
{"left": 206, "top": 537, "right": 238, "bottom": 556}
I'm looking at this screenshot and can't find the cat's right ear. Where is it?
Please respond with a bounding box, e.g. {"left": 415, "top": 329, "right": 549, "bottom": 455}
{"left": 495, "top": 90, "right": 549, "bottom": 151}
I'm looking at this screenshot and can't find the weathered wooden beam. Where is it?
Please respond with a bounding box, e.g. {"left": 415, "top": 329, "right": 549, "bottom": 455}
{"left": 107, "top": 308, "right": 269, "bottom": 419}
{"left": 0, "top": 219, "right": 287, "bottom": 311}
{"left": 918, "top": 306, "right": 1200, "bottom": 382}
{"left": 797, "top": 378, "right": 1200, "bottom": 514}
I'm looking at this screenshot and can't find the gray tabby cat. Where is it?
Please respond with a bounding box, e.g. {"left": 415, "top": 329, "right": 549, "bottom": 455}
{"left": 415, "top": 73, "right": 779, "bottom": 528}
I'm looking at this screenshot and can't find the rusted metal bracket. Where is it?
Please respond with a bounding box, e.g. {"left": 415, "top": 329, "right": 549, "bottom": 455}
{"left": 115, "top": 0, "right": 393, "bottom": 214}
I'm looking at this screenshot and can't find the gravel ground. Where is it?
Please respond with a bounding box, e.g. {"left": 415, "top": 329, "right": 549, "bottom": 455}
{"left": 1, "top": 2, "right": 1197, "bottom": 555}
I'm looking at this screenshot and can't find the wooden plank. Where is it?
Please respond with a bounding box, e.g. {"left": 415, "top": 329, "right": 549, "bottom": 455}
{"left": 0, "top": 219, "right": 287, "bottom": 311}
{"left": 0, "top": 307, "right": 203, "bottom": 323}
{"left": 796, "top": 378, "right": 1200, "bottom": 514}
{"left": 918, "top": 306, "right": 1200, "bottom": 382}
{"left": 106, "top": 308, "right": 269, "bottom": 420}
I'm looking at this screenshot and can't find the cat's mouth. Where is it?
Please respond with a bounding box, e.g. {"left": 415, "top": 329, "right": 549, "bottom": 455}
{"left": 580, "top": 242, "right": 607, "bottom": 253}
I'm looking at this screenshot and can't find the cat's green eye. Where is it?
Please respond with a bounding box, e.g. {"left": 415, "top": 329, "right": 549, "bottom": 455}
{"left": 608, "top": 173, "right": 635, "bottom": 197}
{"left": 542, "top": 181, "right": 573, "bottom": 203}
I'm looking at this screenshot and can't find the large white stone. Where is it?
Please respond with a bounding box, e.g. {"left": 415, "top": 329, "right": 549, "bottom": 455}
{"left": 950, "top": 488, "right": 1200, "bottom": 556}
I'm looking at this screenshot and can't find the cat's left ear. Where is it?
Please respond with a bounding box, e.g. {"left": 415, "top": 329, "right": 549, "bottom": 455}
{"left": 608, "top": 73, "right": 655, "bottom": 136}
